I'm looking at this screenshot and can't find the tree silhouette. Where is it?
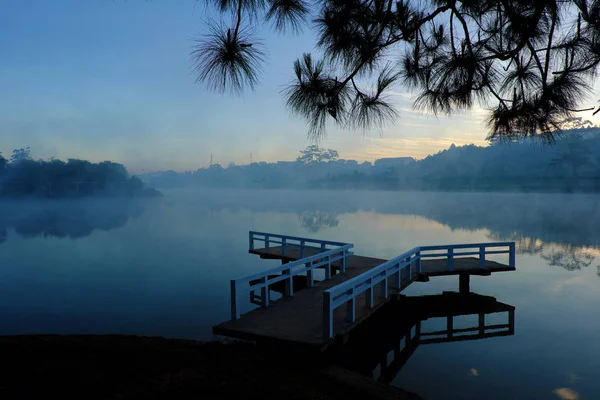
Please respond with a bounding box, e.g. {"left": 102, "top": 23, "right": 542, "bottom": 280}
{"left": 193, "top": 1, "right": 600, "bottom": 140}
{"left": 10, "top": 147, "right": 31, "bottom": 164}
{"left": 296, "top": 145, "right": 339, "bottom": 165}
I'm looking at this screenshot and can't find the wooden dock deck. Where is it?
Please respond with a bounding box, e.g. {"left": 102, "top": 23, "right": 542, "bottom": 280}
{"left": 213, "top": 232, "right": 516, "bottom": 352}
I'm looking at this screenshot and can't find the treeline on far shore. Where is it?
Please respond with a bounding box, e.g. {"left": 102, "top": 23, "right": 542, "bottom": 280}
{"left": 0, "top": 148, "right": 161, "bottom": 199}
{"left": 142, "top": 128, "right": 600, "bottom": 193}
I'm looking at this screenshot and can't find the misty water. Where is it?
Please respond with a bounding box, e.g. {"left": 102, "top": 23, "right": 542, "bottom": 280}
{"left": 1, "top": 189, "right": 599, "bottom": 399}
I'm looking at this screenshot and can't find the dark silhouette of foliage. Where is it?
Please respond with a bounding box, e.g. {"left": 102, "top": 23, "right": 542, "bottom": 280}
{"left": 194, "top": 0, "right": 600, "bottom": 141}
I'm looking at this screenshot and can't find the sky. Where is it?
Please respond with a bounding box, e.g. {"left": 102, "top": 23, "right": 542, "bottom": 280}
{"left": 1, "top": 0, "right": 598, "bottom": 174}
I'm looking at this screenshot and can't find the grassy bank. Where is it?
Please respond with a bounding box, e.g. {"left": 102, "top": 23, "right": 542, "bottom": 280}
{"left": 0, "top": 335, "right": 420, "bottom": 400}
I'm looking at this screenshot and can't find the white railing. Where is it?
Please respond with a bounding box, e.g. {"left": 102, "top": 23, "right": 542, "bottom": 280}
{"left": 419, "top": 242, "right": 516, "bottom": 271}
{"left": 231, "top": 239, "right": 354, "bottom": 320}
{"left": 249, "top": 231, "right": 349, "bottom": 259}
{"left": 322, "top": 242, "right": 516, "bottom": 338}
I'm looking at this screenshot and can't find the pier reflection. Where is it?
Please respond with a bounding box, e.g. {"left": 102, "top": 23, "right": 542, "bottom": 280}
{"left": 337, "top": 292, "right": 515, "bottom": 384}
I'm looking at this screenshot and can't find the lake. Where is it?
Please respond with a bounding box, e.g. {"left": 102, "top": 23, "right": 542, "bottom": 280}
{"left": 1, "top": 189, "right": 599, "bottom": 399}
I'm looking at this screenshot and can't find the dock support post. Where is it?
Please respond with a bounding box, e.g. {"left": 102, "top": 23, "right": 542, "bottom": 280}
{"left": 306, "top": 263, "right": 314, "bottom": 287}
{"left": 347, "top": 289, "right": 356, "bottom": 322}
{"left": 459, "top": 274, "right": 470, "bottom": 294}
{"left": 366, "top": 278, "right": 374, "bottom": 308}
{"left": 479, "top": 246, "right": 486, "bottom": 268}
{"left": 448, "top": 248, "right": 454, "bottom": 271}
{"left": 323, "top": 291, "right": 333, "bottom": 338}
{"left": 284, "top": 268, "right": 293, "bottom": 297}
{"left": 230, "top": 280, "right": 239, "bottom": 320}
{"left": 265, "top": 235, "right": 270, "bottom": 250}
{"left": 382, "top": 277, "right": 388, "bottom": 299}
{"left": 478, "top": 313, "right": 485, "bottom": 336}
{"left": 282, "top": 237, "right": 286, "bottom": 257}
{"left": 249, "top": 232, "right": 254, "bottom": 251}
{"left": 260, "top": 276, "right": 269, "bottom": 307}
{"left": 509, "top": 243, "right": 516, "bottom": 267}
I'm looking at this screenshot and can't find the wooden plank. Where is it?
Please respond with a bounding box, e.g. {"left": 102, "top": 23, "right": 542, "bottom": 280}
{"left": 215, "top": 245, "right": 515, "bottom": 350}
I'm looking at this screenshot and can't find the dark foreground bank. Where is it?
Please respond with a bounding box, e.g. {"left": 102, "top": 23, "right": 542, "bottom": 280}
{"left": 0, "top": 335, "right": 420, "bottom": 400}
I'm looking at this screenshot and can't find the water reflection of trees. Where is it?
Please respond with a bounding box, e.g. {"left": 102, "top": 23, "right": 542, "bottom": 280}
{"left": 540, "top": 245, "right": 595, "bottom": 271}
{"left": 298, "top": 210, "right": 340, "bottom": 233}
{"left": 488, "top": 232, "right": 598, "bottom": 272}
{"left": 0, "top": 201, "right": 144, "bottom": 242}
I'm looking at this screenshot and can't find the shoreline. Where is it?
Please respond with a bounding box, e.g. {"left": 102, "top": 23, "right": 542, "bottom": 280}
{"left": 0, "top": 334, "right": 421, "bottom": 400}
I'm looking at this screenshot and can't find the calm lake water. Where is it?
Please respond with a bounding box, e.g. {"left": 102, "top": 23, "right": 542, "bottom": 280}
{"left": 1, "top": 189, "right": 599, "bottom": 399}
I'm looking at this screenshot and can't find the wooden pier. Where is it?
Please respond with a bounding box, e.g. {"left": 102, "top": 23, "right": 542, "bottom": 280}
{"left": 213, "top": 232, "right": 516, "bottom": 352}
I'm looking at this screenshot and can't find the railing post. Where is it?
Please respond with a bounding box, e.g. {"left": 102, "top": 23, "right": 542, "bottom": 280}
{"left": 366, "top": 278, "right": 374, "bottom": 308}
{"left": 249, "top": 232, "right": 254, "bottom": 251}
{"left": 509, "top": 243, "right": 516, "bottom": 267}
{"left": 265, "top": 235, "right": 270, "bottom": 250}
{"left": 416, "top": 251, "right": 421, "bottom": 274}
{"left": 260, "top": 276, "right": 269, "bottom": 307}
{"left": 406, "top": 257, "right": 412, "bottom": 280}
{"left": 448, "top": 248, "right": 454, "bottom": 272}
{"left": 341, "top": 250, "right": 347, "bottom": 273}
{"left": 300, "top": 240, "right": 305, "bottom": 258}
{"left": 479, "top": 245, "right": 486, "bottom": 268}
{"left": 325, "top": 255, "right": 332, "bottom": 280}
{"left": 284, "top": 268, "right": 293, "bottom": 297}
{"left": 321, "top": 242, "right": 326, "bottom": 251}
{"left": 306, "top": 263, "right": 314, "bottom": 287}
{"left": 347, "top": 288, "right": 356, "bottom": 322}
{"left": 282, "top": 237, "right": 287, "bottom": 257}
{"left": 323, "top": 291, "right": 333, "bottom": 339}
{"left": 230, "top": 280, "right": 239, "bottom": 320}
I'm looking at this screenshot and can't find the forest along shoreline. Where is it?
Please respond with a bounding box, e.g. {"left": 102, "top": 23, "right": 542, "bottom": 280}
{"left": 0, "top": 335, "right": 421, "bottom": 400}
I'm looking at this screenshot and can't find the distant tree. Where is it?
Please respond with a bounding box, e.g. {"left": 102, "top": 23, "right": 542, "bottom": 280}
{"left": 10, "top": 147, "right": 31, "bottom": 164}
{"left": 0, "top": 149, "right": 159, "bottom": 198}
{"left": 549, "top": 136, "right": 592, "bottom": 179}
{"left": 0, "top": 152, "right": 6, "bottom": 173}
{"left": 297, "top": 145, "right": 339, "bottom": 165}
{"left": 561, "top": 117, "right": 596, "bottom": 130}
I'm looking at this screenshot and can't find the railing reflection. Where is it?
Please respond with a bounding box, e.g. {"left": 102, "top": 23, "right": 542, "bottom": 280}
{"left": 336, "top": 292, "right": 515, "bottom": 384}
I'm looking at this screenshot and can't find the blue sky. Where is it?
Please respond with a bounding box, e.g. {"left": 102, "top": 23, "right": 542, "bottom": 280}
{"left": 0, "top": 0, "right": 585, "bottom": 173}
